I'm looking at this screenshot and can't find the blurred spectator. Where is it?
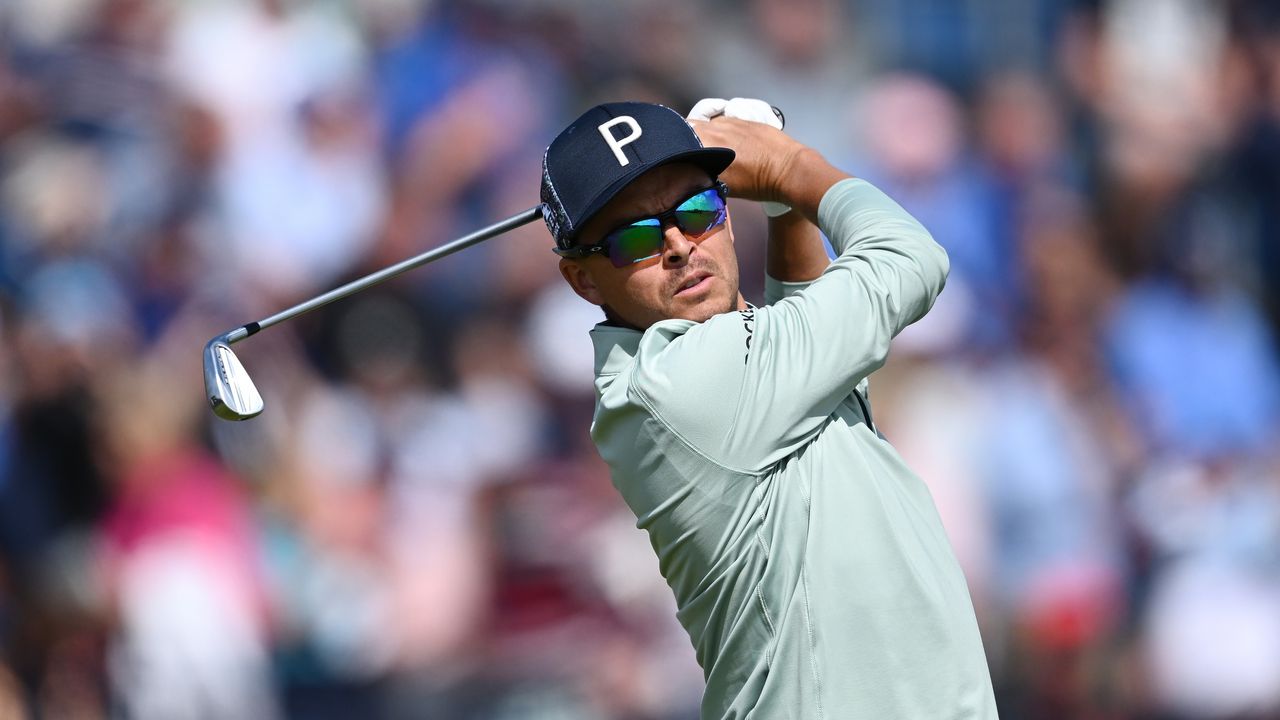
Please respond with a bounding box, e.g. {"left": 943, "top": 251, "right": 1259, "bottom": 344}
{"left": 855, "top": 0, "right": 1072, "bottom": 92}
{"left": 1129, "top": 457, "right": 1280, "bottom": 718}
{"left": 166, "top": 0, "right": 380, "bottom": 306}
{"left": 1105, "top": 278, "right": 1280, "bottom": 460}
{"left": 97, "top": 336, "right": 275, "bottom": 719}
{"left": 374, "top": 2, "right": 562, "bottom": 317}
{"left": 858, "top": 73, "right": 1009, "bottom": 354}
{"left": 709, "top": 0, "right": 871, "bottom": 162}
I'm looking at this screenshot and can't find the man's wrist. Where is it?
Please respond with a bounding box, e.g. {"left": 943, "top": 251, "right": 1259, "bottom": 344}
{"left": 764, "top": 143, "right": 809, "bottom": 205}
{"left": 771, "top": 147, "right": 850, "bottom": 223}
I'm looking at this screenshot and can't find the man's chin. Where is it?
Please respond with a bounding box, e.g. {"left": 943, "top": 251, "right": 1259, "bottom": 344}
{"left": 672, "top": 294, "right": 737, "bottom": 323}
{"left": 607, "top": 288, "right": 739, "bottom": 328}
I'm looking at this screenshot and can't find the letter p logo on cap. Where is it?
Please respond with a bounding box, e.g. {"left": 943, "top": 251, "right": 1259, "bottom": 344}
{"left": 598, "top": 116, "right": 642, "bottom": 166}
{"left": 541, "top": 102, "right": 735, "bottom": 249}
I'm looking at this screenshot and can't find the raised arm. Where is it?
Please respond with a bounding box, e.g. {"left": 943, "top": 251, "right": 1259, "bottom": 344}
{"left": 633, "top": 117, "right": 947, "bottom": 471}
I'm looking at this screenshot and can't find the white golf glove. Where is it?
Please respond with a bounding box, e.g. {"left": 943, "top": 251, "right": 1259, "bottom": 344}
{"left": 687, "top": 97, "right": 792, "bottom": 217}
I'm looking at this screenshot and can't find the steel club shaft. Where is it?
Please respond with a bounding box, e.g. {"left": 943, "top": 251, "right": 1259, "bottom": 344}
{"left": 205, "top": 205, "right": 543, "bottom": 419}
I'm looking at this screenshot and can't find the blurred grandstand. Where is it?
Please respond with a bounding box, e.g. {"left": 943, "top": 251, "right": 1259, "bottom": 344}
{"left": 1, "top": 0, "right": 1279, "bottom": 718}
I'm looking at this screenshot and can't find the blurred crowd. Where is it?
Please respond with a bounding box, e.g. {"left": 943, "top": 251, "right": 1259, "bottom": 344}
{"left": 1, "top": 0, "right": 1279, "bottom": 718}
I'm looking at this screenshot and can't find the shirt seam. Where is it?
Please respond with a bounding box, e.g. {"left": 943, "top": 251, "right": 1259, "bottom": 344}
{"left": 754, "top": 478, "right": 776, "bottom": 667}
{"left": 798, "top": 466, "right": 823, "bottom": 720}
{"left": 754, "top": 502, "right": 776, "bottom": 641}
{"left": 801, "top": 566, "right": 826, "bottom": 720}
{"left": 755, "top": 580, "right": 776, "bottom": 667}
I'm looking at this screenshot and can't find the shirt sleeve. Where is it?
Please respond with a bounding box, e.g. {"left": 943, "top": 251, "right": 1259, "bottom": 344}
{"left": 763, "top": 274, "right": 816, "bottom": 306}
{"left": 628, "top": 178, "right": 947, "bottom": 473}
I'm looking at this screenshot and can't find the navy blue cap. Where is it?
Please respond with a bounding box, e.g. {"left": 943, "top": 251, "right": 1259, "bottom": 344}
{"left": 541, "top": 102, "right": 735, "bottom": 249}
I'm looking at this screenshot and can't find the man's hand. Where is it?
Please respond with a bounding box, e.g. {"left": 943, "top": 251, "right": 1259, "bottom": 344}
{"left": 688, "top": 115, "right": 807, "bottom": 205}
{"left": 689, "top": 98, "right": 792, "bottom": 217}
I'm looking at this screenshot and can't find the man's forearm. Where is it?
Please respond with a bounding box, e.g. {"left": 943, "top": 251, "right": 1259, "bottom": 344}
{"left": 766, "top": 210, "right": 828, "bottom": 282}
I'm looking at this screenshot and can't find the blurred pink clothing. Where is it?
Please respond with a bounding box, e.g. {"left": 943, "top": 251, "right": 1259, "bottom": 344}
{"left": 100, "top": 449, "right": 266, "bottom": 631}
{"left": 99, "top": 450, "right": 277, "bottom": 719}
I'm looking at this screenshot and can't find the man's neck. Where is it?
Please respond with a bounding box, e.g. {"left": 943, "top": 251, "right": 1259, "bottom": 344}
{"left": 601, "top": 306, "right": 642, "bottom": 331}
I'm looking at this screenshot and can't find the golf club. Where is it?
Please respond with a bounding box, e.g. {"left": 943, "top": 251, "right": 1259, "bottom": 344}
{"left": 205, "top": 205, "right": 543, "bottom": 420}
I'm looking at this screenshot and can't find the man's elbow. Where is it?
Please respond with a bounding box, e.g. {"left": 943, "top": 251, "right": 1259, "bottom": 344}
{"left": 932, "top": 236, "right": 950, "bottom": 292}
{"left": 916, "top": 228, "right": 950, "bottom": 300}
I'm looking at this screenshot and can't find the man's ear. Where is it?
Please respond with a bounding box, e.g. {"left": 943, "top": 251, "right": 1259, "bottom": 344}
{"left": 559, "top": 258, "right": 605, "bottom": 307}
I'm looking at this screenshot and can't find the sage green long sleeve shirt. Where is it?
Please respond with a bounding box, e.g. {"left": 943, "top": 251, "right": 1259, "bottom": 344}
{"left": 588, "top": 178, "right": 997, "bottom": 719}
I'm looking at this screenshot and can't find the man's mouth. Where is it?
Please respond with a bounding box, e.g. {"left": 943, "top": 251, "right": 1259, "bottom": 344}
{"left": 675, "top": 272, "right": 712, "bottom": 296}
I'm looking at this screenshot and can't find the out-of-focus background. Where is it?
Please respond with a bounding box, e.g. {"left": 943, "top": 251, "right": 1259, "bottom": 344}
{"left": 1, "top": 0, "right": 1278, "bottom": 717}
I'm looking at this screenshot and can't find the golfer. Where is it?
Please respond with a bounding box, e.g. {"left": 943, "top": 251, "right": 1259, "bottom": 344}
{"left": 541, "top": 100, "right": 997, "bottom": 719}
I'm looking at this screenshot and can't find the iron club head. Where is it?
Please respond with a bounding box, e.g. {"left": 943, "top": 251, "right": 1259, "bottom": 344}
{"left": 204, "top": 337, "right": 264, "bottom": 421}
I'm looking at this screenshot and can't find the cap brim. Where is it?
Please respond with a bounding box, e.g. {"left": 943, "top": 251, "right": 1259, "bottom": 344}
{"left": 570, "top": 146, "right": 735, "bottom": 243}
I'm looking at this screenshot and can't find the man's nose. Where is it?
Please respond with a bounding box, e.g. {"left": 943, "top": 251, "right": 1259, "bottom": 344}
{"left": 661, "top": 223, "right": 695, "bottom": 267}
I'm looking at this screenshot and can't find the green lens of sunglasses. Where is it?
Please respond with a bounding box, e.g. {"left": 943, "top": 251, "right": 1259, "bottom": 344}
{"left": 672, "top": 188, "right": 726, "bottom": 236}
{"left": 607, "top": 220, "right": 664, "bottom": 267}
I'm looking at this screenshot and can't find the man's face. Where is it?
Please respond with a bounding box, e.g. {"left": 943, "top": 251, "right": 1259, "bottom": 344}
{"left": 559, "top": 163, "right": 743, "bottom": 329}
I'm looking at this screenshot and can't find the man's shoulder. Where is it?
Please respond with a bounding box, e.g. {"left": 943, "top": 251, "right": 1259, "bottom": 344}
{"left": 589, "top": 309, "right": 755, "bottom": 413}
{"left": 629, "top": 308, "right": 758, "bottom": 379}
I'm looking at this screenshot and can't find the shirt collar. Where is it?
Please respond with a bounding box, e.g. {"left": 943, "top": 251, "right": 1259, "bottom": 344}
{"left": 590, "top": 323, "right": 642, "bottom": 376}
